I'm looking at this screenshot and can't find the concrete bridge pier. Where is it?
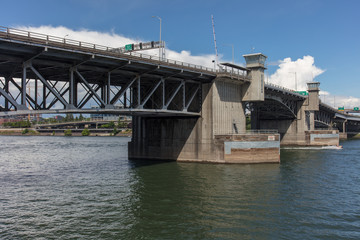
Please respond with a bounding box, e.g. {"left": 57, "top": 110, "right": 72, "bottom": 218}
{"left": 129, "top": 73, "right": 280, "bottom": 163}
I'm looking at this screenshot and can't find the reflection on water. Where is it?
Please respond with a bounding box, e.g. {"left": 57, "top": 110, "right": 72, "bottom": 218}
{"left": 1, "top": 136, "right": 360, "bottom": 239}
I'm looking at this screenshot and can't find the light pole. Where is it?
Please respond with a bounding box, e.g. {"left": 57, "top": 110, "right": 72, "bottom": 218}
{"left": 152, "top": 16, "right": 162, "bottom": 60}
{"left": 223, "top": 44, "right": 234, "bottom": 64}
{"left": 64, "top": 34, "right": 69, "bottom": 44}
{"left": 289, "top": 72, "right": 297, "bottom": 91}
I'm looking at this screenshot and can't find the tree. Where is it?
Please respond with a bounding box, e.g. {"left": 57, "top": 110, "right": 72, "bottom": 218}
{"left": 64, "top": 129, "right": 72, "bottom": 136}
{"left": 65, "top": 113, "right": 74, "bottom": 122}
{"left": 79, "top": 114, "right": 85, "bottom": 121}
{"left": 81, "top": 128, "right": 90, "bottom": 136}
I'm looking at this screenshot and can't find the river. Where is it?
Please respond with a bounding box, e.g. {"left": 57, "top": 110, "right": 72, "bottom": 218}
{"left": 1, "top": 136, "right": 359, "bottom": 239}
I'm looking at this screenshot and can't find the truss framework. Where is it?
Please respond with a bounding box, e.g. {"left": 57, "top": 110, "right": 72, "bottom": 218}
{"left": 0, "top": 41, "right": 209, "bottom": 117}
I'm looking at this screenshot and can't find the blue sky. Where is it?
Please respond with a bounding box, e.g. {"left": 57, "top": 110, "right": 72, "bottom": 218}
{"left": 2, "top": 0, "right": 360, "bottom": 106}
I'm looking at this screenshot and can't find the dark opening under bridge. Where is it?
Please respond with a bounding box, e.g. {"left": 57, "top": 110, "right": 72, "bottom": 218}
{"left": 1, "top": 26, "right": 359, "bottom": 163}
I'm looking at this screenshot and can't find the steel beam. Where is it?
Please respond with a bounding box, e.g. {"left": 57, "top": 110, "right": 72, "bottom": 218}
{"left": 30, "top": 65, "right": 69, "bottom": 107}
{"left": 139, "top": 79, "right": 162, "bottom": 108}
{"left": 164, "top": 81, "right": 183, "bottom": 109}
{"left": 0, "top": 87, "right": 26, "bottom": 110}
{"left": 110, "top": 76, "right": 138, "bottom": 105}
{"left": 75, "top": 69, "right": 106, "bottom": 107}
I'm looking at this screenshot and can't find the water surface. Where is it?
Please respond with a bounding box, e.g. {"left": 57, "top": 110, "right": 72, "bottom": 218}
{"left": 1, "top": 136, "right": 360, "bottom": 239}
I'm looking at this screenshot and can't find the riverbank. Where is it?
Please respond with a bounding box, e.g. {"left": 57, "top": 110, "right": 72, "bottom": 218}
{"left": 0, "top": 128, "right": 132, "bottom": 137}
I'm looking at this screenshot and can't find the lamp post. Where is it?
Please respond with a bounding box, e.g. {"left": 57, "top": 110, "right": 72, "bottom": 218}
{"left": 64, "top": 34, "right": 69, "bottom": 44}
{"left": 289, "top": 72, "right": 297, "bottom": 91}
{"left": 152, "top": 16, "right": 162, "bottom": 60}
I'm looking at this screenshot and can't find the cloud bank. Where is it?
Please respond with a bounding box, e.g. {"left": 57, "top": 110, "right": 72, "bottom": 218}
{"left": 19, "top": 25, "right": 216, "bottom": 69}
{"left": 268, "top": 56, "right": 360, "bottom": 108}
{"left": 268, "top": 56, "right": 324, "bottom": 91}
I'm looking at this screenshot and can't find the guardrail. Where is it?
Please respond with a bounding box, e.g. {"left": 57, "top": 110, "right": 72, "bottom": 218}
{"left": 0, "top": 26, "right": 239, "bottom": 76}
{"left": 265, "top": 82, "right": 305, "bottom": 96}
{"left": 217, "top": 129, "right": 279, "bottom": 135}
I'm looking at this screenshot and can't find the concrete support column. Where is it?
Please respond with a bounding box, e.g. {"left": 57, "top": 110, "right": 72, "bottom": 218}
{"left": 251, "top": 104, "right": 260, "bottom": 130}
{"left": 309, "top": 111, "right": 315, "bottom": 131}
{"left": 343, "top": 120, "right": 347, "bottom": 133}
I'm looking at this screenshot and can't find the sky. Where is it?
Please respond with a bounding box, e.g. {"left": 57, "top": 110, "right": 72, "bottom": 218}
{"left": 2, "top": 0, "right": 360, "bottom": 108}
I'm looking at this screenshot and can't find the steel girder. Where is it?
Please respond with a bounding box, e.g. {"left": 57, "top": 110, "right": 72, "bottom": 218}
{"left": 314, "top": 110, "right": 333, "bottom": 127}
{"left": 0, "top": 44, "right": 206, "bottom": 116}
{"left": 251, "top": 91, "right": 303, "bottom": 120}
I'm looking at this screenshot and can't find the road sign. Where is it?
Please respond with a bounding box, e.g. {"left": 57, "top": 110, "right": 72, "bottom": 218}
{"left": 354, "top": 107, "right": 359, "bottom": 111}
{"left": 125, "top": 44, "right": 133, "bottom": 51}
{"left": 338, "top": 107, "right": 344, "bottom": 111}
{"left": 295, "top": 91, "right": 308, "bottom": 96}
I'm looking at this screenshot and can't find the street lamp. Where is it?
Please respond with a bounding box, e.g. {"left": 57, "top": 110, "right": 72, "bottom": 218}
{"left": 152, "top": 16, "right": 162, "bottom": 60}
{"left": 289, "top": 72, "right": 297, "bottom": 91}
{"left": 64, "top": 34, "right": 69, "bottom": 44}
{"left": 223, "top": 44, "right": 234, "bottom": 64}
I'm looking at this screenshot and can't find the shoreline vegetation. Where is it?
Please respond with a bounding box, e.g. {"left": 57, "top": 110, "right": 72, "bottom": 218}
{"left": 1, "top": 117, "right": 132, "bottom": 137}
{"left": 0, "top": 128, "right": 132, "bottom": 137}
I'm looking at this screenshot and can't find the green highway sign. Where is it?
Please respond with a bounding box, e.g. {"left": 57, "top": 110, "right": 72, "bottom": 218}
{"left": 354, "top": 107, "right": 359, "bottom": 111}
{"left": 295, "top": 91, "right": 308, "bottom": 96}
{"left": 125, "top": 44, "right": 133, "bottom": 51}
{"left": 338, "top": 106, "right": 344, "bottom": 111}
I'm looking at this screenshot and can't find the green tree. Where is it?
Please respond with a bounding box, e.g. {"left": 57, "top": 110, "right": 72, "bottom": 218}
{"left": 64, "top": 129, "right": 72, "bottom": 136}
{"left": 81, "top": 128, "right": 90, "bottom": 136}
{"left": 79, "top": 114, "right": 85, "bottom": 121}
{"left": 112, "top": 127, "right": 120, "bottom": 136}
{"left": 65, "top": 113, "right": 74, "bottom": 122}
{"left": 22, "top": 128, "right": 29, "bottom": 134}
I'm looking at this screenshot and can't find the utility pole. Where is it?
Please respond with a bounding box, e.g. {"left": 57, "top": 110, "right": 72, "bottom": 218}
{"left": 152, "top": 16, "right": 162, "bottom": 60}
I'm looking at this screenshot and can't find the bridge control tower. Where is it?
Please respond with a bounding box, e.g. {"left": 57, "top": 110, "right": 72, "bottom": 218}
{"left": 242, "top": 53, "right": 267, "bottom": 101}
{"left": 306, "top": 82, "right": 320, "bottom": 131}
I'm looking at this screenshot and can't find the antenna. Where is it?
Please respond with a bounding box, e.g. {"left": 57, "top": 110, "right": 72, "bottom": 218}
{"left": 211, "top": 15, "right": 219, "bottom": 69}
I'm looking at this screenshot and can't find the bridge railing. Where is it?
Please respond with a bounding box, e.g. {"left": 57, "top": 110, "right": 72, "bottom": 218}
{"left": 265, "top": 82, "right": 298, "bottom": 94}
{"left": 0, "top": 26, "right": 219, "bottom": 74}
{"left": 218, "top": 129, "right": 279, "bottom": 135}
{"left": 217, "top": 66, "right": 250, "bottom": 80}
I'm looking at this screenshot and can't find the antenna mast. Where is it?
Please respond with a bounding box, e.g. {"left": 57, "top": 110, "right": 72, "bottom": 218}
{"left": 211, "top": 15, "right": 219, "bottom": 69}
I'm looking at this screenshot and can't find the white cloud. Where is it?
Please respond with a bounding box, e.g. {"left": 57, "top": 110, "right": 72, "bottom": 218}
{"left": 320, "top": 92, "right": 360, "bottom": 108}
{"left": 18, "top": 25, "right": 217, "bottom": 68}
{"left": 269, "top": 56, "right": 360, "bottom": 109}
{"left": 268, "top": 55, "right": 324, "bottom": 91}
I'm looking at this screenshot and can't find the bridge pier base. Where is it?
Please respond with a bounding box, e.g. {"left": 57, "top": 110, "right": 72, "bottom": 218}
{"left": 129, "top": 80, "right": 281, "bottom": 164}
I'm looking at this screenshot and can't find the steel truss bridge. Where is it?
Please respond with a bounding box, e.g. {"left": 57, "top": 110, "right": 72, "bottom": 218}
{"left": 0, "top": 26, "right": 250, "bottom": 117}
{"left": 251, "top": 83, "right": 360, "bottom": 131}
{"left": 0, "top": 26, "right": 359, "bottom": 132}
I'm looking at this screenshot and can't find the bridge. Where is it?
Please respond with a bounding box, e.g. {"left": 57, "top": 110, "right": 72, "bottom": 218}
{"left": 1, "top": 26, "right": 360, "bottom": 163}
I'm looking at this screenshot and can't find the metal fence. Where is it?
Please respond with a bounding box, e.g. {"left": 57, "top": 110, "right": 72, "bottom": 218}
{"left": 0, "top": 26, "right": 223, "bottom": 74}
